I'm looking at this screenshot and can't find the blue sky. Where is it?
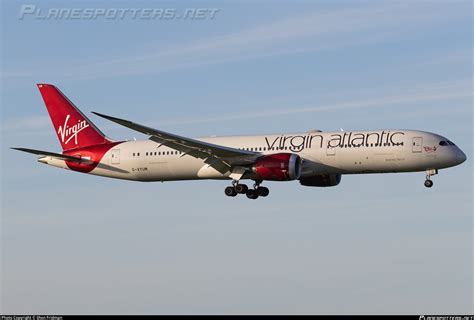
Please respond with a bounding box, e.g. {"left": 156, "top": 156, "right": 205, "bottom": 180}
{"left": 1, "top": 0, "right": 472, "bottom": 314}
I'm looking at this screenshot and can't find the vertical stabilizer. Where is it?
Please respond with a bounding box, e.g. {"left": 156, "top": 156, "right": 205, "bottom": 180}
{"left": 37, "top": 84, "right": 110, "bottom": 151}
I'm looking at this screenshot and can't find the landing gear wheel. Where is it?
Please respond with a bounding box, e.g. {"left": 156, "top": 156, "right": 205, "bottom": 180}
{"left": 256, "top": 187, "right": 269, "bottom": 197}
{"left": 235, "top": 184, "right": 248, "bottom": 194}
{"left": 246, "top": 189, "right": 259, "bottom": 199}
{"left": 424, "top": 169, "right": 437, "bottom": 189}
{"left": 225, "top": 186, "right": 237, "bottom": 197}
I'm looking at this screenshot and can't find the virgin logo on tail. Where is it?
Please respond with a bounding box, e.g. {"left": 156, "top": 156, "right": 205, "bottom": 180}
{"left": 57, "top": 114, "right": 90, "bottom": 145}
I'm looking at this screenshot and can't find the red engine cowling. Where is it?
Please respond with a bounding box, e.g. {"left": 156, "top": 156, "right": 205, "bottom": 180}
{"left": 252, "top": 153, "right": 301, "bottom": 181}
{"left": 299, "top": 174, "right": 342, "bottom": 187}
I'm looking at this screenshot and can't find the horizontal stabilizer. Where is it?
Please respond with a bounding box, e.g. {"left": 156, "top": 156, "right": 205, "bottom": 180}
{"left": 11, "top": 147, "right": 83, "bottom": 163}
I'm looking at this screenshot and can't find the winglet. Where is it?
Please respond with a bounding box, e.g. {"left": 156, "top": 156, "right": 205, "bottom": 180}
{"left": 92, "top": 111, "right": 136, "bottom": 127}
{"left": 92, "top": 111, "right": 154, "bottom": 136}
{"left": 92, "top": 111, "right": 116, "bottom": 121}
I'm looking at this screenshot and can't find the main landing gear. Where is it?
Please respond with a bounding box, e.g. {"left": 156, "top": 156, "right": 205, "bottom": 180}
{"left": 424, "top": 169, "right": 438, "bottom": 188}
{"left": 224, "top": 180, "right": 269, "bottom": 199}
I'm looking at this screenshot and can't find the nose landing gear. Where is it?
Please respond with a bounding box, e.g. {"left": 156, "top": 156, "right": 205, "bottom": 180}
{"left": 424, "top": 169, "right": 438, "bottom": 188}
{"left": 424, "top": 179, "right": 434, "bottom": 188}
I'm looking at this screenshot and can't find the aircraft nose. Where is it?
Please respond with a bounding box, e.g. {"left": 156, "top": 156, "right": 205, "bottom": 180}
{"left": 456, "top": 148, "right": 467, "bottom": 164}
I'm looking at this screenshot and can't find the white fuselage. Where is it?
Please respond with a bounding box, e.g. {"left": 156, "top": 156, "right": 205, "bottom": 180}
{"left": 39, "top": 129, "right": 465, "bottom": 182}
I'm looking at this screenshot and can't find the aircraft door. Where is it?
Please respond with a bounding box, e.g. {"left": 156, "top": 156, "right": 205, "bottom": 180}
{"left": 326, "top": 145, "right": 336, "bottom": 156}
{"left": 111, "top": 149, "right": 120, "bottom": 164}
{"left": 412, "top": 137, "right": 422, "bottom": 153}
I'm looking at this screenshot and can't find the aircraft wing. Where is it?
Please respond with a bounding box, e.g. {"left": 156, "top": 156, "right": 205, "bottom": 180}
{"left": 92, "top": 112, "right": 258, "bottom": 174}
{"left": 11, "top": 147, "right": 84, "bottom": 163}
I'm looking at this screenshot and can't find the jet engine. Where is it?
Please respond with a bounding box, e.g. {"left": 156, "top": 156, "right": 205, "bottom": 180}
{"left": 299, "top": 174, "right": 342, "bottom": 187}
{"left": 252, "top": 153, "right": 301, "bottom": 181}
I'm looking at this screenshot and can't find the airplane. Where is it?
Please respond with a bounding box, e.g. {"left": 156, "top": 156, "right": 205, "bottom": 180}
{"left": 12, "top": 84, "right": 467, "bottom": 199}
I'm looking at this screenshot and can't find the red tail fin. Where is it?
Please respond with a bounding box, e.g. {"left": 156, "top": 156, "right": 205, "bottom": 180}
{"left": 37, "top": 84, "right": 111, "bottom": 151}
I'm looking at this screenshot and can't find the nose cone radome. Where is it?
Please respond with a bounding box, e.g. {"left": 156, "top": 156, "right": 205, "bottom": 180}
{"left": 457, "top": 148, "right": 467, "bottom": 165}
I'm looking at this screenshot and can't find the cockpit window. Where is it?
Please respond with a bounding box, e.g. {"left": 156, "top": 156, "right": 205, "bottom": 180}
{"left": 439, "top": 140, "right": 456, "bottom": 146}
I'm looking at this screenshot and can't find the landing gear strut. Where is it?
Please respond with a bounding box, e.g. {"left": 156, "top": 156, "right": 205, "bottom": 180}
{"left": 224, "top": 180, "right": 248, "bottom": 197}
{"left": 224, "top": 180, "right": 269, "bottom": 199}
{"left": 252, "top": 180, "right": 269, "bottom": 198}
{"left": 424, "top": 169, "right": 438, "bottom": 188}
{"left": 245, "top": 180, "right": 269, "bottom": 199}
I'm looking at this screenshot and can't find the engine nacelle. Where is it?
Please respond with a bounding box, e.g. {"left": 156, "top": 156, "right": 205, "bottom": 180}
{"left": 252, "top": 153, "right": 301, "bottom": 181}
{"left": 299, "top": 174, "right": 342, "bottom": 187}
